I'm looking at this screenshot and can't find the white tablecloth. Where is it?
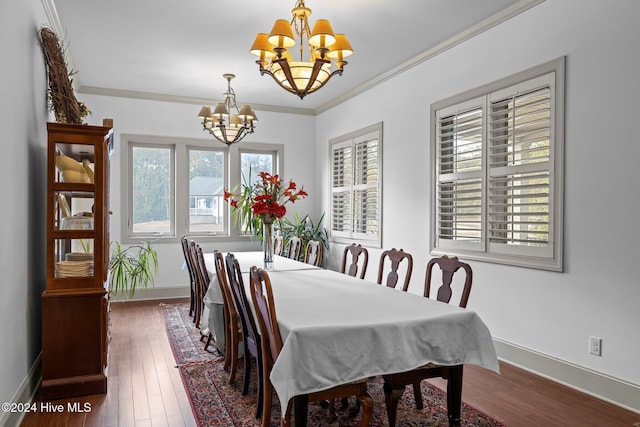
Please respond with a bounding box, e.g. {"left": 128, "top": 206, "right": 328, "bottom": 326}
{"left": 202, "top": 252, "right": 319, "bottom": 353}
{"left": 205, "top": 252, "right": 499, "bottom": 415}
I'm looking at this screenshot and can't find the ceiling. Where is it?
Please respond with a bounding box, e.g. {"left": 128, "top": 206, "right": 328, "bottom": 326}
{"left": 47, "top": 0, "right": 539, "bottom": 115}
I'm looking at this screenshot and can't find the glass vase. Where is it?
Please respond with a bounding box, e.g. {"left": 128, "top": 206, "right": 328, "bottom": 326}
{"left": 263, "top": 219, "right": 274, "bottom": 270}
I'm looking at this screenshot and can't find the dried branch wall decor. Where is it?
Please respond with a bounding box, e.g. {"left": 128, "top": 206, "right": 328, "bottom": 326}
{"left": 39, "top": 27, "right": 88, "bottom": 124}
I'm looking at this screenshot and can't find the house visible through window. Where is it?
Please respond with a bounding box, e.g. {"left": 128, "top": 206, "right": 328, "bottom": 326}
{"left": 431, "top": 58, "right": 565, "bottom": 271}
{"left": 330, "top": 122, "right": 382, "bottom": 247}
{"left": 122, "top": 135, "right": 283, "bottom": 242}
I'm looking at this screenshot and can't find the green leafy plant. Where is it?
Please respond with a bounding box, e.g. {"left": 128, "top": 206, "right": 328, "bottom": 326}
{"left": 109, "top": 241, "right": 158, "bottom": 298}
{"left": 279, "top": 211, "right": 328, "bottom": 261}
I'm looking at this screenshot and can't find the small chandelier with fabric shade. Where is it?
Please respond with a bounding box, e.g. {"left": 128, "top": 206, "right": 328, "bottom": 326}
{"left": 197, "top": 74, "right": 257, "bottom": 147}
{"left": 250, "top": 0, "right": 353, "bottom": 100}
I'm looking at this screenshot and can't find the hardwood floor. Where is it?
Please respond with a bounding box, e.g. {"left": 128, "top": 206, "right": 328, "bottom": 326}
{"left": 21, "top": 298, "right": 640, "bottom": 426}
{"left": 21, "top": 299, "right": 197, "bottom": 427}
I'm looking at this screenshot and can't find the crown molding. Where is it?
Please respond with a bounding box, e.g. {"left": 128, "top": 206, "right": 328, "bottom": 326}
{"left": 314, "top": 0, "right": 545, "bottom": 114}
{"left": 77, "top": 85, "right": 316, "bottom": 116}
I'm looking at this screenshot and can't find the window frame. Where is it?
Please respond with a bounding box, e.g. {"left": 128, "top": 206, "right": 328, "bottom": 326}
{"left": 329, "top": 122, "right": 383, "bottom": 248}
{"left": 121, "top": 134, "right": 283, "bottom": 243}
{"left": 430, "top": 57, "right": 565, "bottom": 271}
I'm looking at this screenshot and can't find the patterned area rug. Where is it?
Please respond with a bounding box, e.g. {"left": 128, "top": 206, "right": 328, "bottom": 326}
{"left": 160, "top": 302, "right": 505, "bottom": 427}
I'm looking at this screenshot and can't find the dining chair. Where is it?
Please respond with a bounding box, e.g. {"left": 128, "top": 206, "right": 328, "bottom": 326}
{"left": 212, "top": 250, "right": 243, "bottom": 382}
{"left": 303, "top": 240, "right": 323, "bottom": 267}
{"left": 193, "top": 243, "right": 216, "bottom": 347}
{"left": 285, "top": 236, "right": 302, "bottom": 260}
{"left": 180, "top": 235, "right": 197, "bottom": 317}
{"left": 376, "top": 248, "right": 413, "bottom": 291}
{"left": 249, "top": 267, "right": 373, "bottom": 427}
{"left": 225, "top": 253, "right": 264, "bottom": 418}
{"left": 188, "top": 240, "right": 205, "bottom": 327}
{"left": 341, "top": 243, "right": 369, "bottom": 279}
{"left": 382, "top": 255, "right": 473, "bottom": 427}
{"left": 273, "top": 235, "right": 284, "bottom": 256}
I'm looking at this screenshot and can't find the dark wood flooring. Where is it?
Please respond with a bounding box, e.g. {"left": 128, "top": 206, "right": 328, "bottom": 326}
{"left": 20, "top": 299, "right": 640, "bottom": 426}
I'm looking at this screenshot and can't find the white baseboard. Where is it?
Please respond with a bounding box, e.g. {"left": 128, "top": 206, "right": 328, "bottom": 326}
{"left": 0, "top": 353, "right": 41, "bottom": 427}
{"left": 494, "top": 338, "right": 640, "bottom": 414}
{"left": 109, "top": 285, "right": 190, "bottom": 302}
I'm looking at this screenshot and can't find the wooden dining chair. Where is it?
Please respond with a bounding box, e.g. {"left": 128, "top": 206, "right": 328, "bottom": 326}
{"left": 273, "top": 235, "right": 284, "bottom": 256}
{"left": 284, "top": 236, "right": 302, "bottom": 260}
{"left": 376, "top": 248, "right": 413, "bottom": 291}
{"left": 249, "top": 267, "right": 373, "bottom": 427}
{"left": 303, "top": 240, "right": 323, "bottom": 267}
{"left": 212, "top": 250, "right": 243, "bottom": 382}
{"left": 341, "top": 243, "right": 369, "bottom": 279}
{"left": 188, "top": 240, "right": 205, "bottom": 327}
{"left": 180, "top": 235, "right": 197, "bottom": 317}
{"left": 192, "top": 243, "right": 212, "bottom": 343}
{"left": 225, "top": 253, "right": 264, "bottom": 419}
{"left": 382, "top": 255, "right": 473, "bottom": 427}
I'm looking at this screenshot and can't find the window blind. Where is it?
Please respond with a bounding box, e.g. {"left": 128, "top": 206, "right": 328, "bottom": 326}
{"left": 330, "top": 123, "right": 382, "bottom": 245}
{"left": 488, "top": 87, "right": 551, "bottom": 251}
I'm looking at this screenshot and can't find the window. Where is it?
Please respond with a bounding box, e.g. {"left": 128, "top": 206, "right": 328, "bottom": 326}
{"left": 131, "top": 145, "right": 174, "bottom": 235}
{"left": 330, "top": 122, "right": 382, "bottom": 247}
{"left": 431, "top": 58, "right": 564, "bottom": 271}
{"left": 122, "top": 135, "right": 283, "bottom": 242}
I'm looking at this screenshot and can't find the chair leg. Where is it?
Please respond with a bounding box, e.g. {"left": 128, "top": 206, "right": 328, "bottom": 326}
{"left": 356, "top": 391, "right": 373, "bottom": 427}
{"left": 204, "top": 333, "right": 213, "bottom": 351}
{"left": 261, "top": 377, "right": 272, "bottom": 427}
{"left": 446, "top": 365, "right": 464, "bottom": 426}
{"left": 383, "top": 381, "right": 405, "bottom": 427}
{"left": 412, "top": 381, "right": 424, "bottom": 409}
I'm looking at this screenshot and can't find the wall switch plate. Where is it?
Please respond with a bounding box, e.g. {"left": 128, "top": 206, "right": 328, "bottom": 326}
{"left": 589, "top": 336, "right": 602, "bottom": 356}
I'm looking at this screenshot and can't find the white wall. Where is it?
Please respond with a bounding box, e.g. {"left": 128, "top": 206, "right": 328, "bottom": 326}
{"left": 317, "top": 0, "right": 640, "bottom": 404}
{"left": 0, "top": 0, "right": 49, "bottom": 420}
{"left": 80, "top": 93, "right": 317, "bottom": 295}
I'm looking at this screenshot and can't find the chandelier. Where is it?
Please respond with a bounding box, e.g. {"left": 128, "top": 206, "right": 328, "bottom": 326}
{"left": 250, "top": 0, "right": 353, "bottom": 100}
{"left": 197, "top": 74, "right": 257, "bottom": 146}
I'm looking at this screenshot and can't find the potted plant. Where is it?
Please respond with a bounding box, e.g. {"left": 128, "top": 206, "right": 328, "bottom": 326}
{"left": 108, "top": 241, "right": 158, "bottom": 298}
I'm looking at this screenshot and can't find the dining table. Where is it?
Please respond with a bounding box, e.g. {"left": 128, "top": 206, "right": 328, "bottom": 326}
{"left": 203, "top": 251, "right": 499, "bottom": 426}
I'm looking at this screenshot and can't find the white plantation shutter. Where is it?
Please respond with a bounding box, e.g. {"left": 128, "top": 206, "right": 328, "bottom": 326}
{"left": 436, "top": 100, "right": 484, "bottom": 252}
{"left": 431, "top": 59, "right": 564, "bottom": 271}
{"left": 330, "top": 123, "right": 382, "bottom": 246}
{"left": 331, "top": 142, "right": 352, "bottom": 238}
{"left": 488, "top": 77, "right": 554, "bottom": 258}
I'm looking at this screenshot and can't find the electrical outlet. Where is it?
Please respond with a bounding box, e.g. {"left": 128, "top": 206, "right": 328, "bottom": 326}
{"left": 589, "top": 336, "right": 602, "bottom": 356}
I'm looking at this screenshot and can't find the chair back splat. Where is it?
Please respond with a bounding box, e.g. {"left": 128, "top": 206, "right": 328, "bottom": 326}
{"left": 376, "top": 248, "right": 413, "bottom": 292}
{"left": 424, "top": 255, "right": 473, "bottom": 308}
{"left": 341, "top": 243, "right": 369, "bottom": 279}
{"left": 273, "top": 235, "right": 284, "bottom": 256}
{"left": 285, "top": 236, "right": 302, "bottom": 260}
{"left": 303, "top": 240, "right": 323, "bottom": 267}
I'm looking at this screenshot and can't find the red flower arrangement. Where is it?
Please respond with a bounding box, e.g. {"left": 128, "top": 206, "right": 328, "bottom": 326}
{"left": 224, "top": 172, "right": 307, "bottom": 230}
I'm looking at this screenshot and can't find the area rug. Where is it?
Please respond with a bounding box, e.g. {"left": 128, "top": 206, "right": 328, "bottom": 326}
{"left": 160, "top": 302, "right": 505, "bottom": 426}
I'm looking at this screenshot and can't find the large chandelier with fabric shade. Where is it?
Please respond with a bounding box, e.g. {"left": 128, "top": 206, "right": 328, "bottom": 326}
{"left": 197, "top": 74, "right": 257, "bottom": 147}
{"left": 250, "top": 0, "right": 353, "bottom": 100}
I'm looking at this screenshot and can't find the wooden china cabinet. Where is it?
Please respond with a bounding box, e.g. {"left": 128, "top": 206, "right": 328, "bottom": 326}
{"left": 41, "top": 121, "right": 113, "bottom": 400}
